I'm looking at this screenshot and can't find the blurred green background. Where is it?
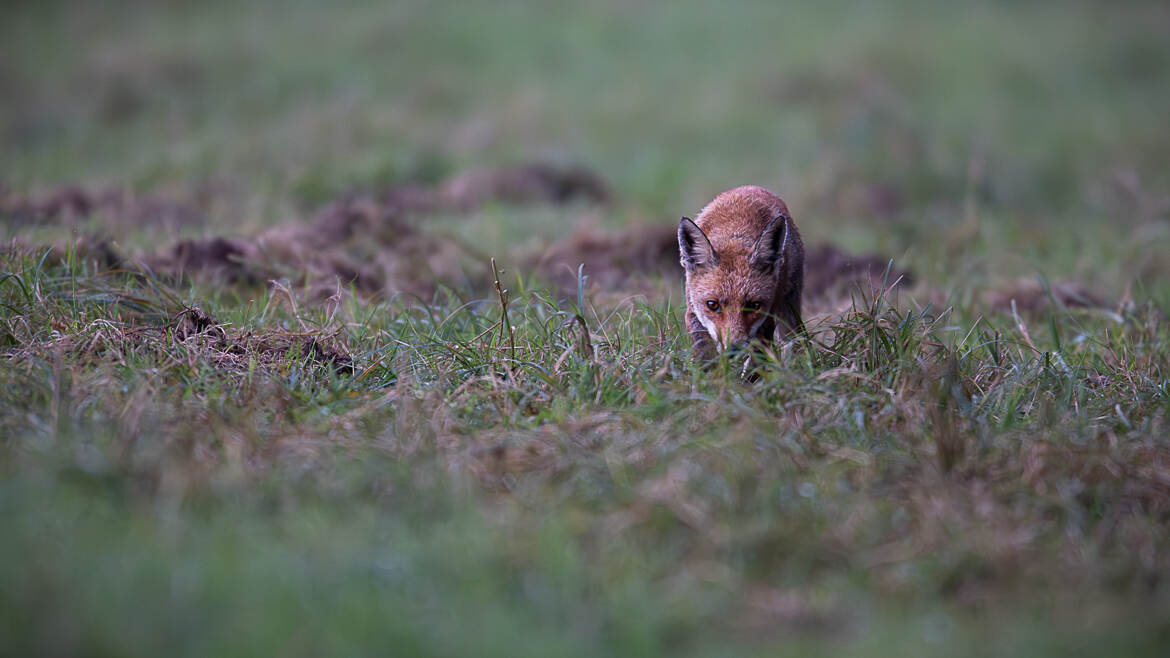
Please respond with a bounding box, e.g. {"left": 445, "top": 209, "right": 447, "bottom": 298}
{"left": 5, "top": 0, "right": 1169, "bottom": 293}
{"left": 5, "top": 0, "right": 1167, "bottom": 217}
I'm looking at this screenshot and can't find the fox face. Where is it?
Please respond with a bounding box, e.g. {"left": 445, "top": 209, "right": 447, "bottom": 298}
{"left": 678, "top": 186, "right": 804, "bottom": 356}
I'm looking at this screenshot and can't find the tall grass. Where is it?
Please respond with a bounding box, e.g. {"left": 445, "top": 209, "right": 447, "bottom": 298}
{"left": 2, "top": 242, "right": 1167, "bottom": 655}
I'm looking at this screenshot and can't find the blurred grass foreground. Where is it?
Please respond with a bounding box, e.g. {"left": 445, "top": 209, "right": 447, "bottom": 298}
{"left": 2, "top": 1, "right": 1170, "bottom": 656}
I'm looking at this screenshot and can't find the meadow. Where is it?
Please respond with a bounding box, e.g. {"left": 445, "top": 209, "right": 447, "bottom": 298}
{"left": 2, "top": 1, "right": 1169, "bottom": 655}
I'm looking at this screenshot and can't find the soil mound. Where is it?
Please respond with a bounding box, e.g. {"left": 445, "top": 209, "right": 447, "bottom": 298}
{"left": 134, "top": 163, "right": 612, "bottom": 298}
{"left": 529, "top": 224, "right": 915, "bottom": 303}
{"left": 10, "top": 167, "right": 919, "bottom": 307}
{"left": 985, "top": 279, "right": 1111, "bottom": 313}
{"left": 7, "top": 304, "right": 353, "bottom": 377}
{"left": 0, "top": 182, "right": 211, "bottom": 231}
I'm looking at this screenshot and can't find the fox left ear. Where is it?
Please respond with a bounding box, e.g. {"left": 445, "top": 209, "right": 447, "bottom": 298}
{"left": 750, "top": 214, "right": 790, "bottom": 275}
{"left": 678, "top": 217, "right": 719, "bottom": 272}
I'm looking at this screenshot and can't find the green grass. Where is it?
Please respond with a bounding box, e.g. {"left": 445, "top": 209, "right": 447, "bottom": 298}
{"left": 3, "top": 0, "right": 1170, "bottom": 655}
{"left": 2, "top": 245, "right": 1167, "bottom": 656}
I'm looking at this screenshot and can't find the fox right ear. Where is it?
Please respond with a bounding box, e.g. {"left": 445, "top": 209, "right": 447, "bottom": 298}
{"left": 749, "top": 214, "right": 790, "bottom": 276}
{"left": 678, "top": 217, "right": 719, "bottom": 272}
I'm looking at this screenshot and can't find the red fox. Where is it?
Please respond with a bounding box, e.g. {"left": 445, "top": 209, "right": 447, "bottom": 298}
{"left": 678, "top": 185, "right": 804, "bottom": 358}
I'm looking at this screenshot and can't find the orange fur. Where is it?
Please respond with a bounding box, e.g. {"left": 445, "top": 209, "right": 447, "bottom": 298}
{"left": 678, "top": 185, "right": 804, "bottom": 357}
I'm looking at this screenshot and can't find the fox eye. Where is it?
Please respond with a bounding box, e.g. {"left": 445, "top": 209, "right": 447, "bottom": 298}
{"left": 705, "top": 300, "right": 721, "bottom": 313}
{"left": 744, "top": 301, "right": 762, "bottom": 312}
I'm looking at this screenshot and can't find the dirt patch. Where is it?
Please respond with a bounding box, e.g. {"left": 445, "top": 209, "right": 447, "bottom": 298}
{"left": 434, "top": 163, "right": 610, "bottom": 209}
{"left": 3, "top": 162, "right": 609, "bottom": 297}
{"left": 175, "top": 322, "right": 355, "bottom": 376}
{"left": 12, "top": 166, "right": 917, "bottom": 307}
{"left": 8, "top": 305, "right": 354, "bottom": 377}
{"left": 8, "top": 194, "right": 475, "bottom": 300}
{"left": 173, "top": 307, "right": 227, "bottom": 344}
{"left": 154, "top": 237, "right": 260, "bottom": 282}
{"left": 527, "top": 224, "right": 681, "bottom": 297}
{"left": 379, "top": 163, "right": 611, "bottom": 214}
{"left": 985, "top": 279, "right": 1111, "bottom": 314}
{"left": 299, "top": 336, "right": 355, "bottom": 374}
{"left": 5, "top": 233, "right": 126, "bottom": 271}
{"left": 803, "top": 243, "right": 913, "bottom": 299}
{"left": 528, "top": 223, "right": 914, "bottom": 303}
{"left": 84, "top": 163, "right": 609, "bottom": 298}
{"left": 144, "top": 197, "right": 474, "bottom": 298}
{"left": 0, "top": 182, "right": 214, "bottom": 232}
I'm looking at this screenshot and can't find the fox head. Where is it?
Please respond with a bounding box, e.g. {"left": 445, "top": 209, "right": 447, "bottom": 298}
{"left": 678, "top": 211, "right": 792, "bottom": 353}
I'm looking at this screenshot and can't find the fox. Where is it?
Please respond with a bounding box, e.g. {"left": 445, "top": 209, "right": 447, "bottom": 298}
{"left": 678, "top": 185, "right": 804, "bottom": 359}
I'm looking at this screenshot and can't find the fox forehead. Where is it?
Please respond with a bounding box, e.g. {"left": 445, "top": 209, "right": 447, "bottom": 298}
{"left": 687, "top": 186, "right": 788, "bottom": 303}
{"left": 687, "top": 263, "right": 777, "bottom": 302}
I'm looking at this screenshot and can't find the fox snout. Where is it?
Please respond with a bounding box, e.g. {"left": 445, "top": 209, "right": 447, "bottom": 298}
{"left": 707, "top": 316, "right": 764, "bottom": 353}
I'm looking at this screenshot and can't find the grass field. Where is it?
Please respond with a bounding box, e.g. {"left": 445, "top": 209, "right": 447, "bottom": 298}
{"left": 3, "top": 0, "right": 1170, "bottom": 655}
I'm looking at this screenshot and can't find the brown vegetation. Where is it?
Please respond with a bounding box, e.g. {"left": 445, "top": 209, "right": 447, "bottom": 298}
{"left": 6, "top": 302, "right": 353, "bottom": 376}
{"left": 985, "top": 278, "right": 1112, "bottom": 313}
{"left": 528, "top": 222, "right": 914, "bottom": 306}
{"left": 0, "top": 181, "right": 215, "bottom": 231}
{"left": 2, "top": 164, "right": 614, "bottom": 300}
{"left": 6, "top": 166, "right": 918, "bottom": 313}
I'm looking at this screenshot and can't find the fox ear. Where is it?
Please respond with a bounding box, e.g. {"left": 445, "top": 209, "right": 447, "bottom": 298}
{"left": 750, "top": 214, "right": 790, "bottom": 275}
{"left": 678, "top": 217, "right": 719, "bottom": 272}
